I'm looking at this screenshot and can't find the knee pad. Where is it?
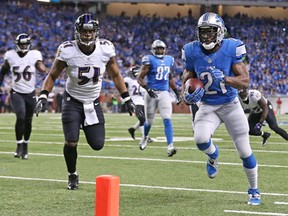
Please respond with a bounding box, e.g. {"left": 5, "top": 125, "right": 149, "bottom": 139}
{"left": 241, "top": 154, "right": 257, "bottom": 169}
{"left": 146, "top": 117, "right": 154, "bottom": 125}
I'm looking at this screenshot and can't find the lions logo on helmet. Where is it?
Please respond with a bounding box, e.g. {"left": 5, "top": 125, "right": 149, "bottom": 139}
{"left": 151, "top": 39, "right": 166, "bottom": 58}
{"left": 128, "top": 65, "right": 141, "bottom": 79}
{"left": 197, "top": 13, "right": 227, "bottom": 50}
{"left": 15, "top": 33, "right": 31, "bottom": 53}
{"left": 74, "top": 14, "right": 99, "bottom": 47}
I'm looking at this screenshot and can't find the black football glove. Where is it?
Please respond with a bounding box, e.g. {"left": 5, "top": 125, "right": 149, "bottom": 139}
{"left": 147, "top": 88, "right": 157, "bottom": 98}
{"left": 124, "top": 98, "right": 136, "bottom": 116}
{"left": 35, "top": 90, "right": 49, "bottom": 117}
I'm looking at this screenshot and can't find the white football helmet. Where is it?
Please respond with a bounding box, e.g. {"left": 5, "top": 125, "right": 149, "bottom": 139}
{"left": 151, "top": 39, "right": 166, "bottom": 58}
{"left": 197, "top": 13, "right": 227, "bottom": 50}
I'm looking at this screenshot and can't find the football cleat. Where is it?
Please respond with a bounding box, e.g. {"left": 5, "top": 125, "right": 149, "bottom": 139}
{"left": 247, "top": 188, "right": 261, "bottom": 205}
{"left": 139, "top": 136, "right": 148, "bottom": 150}
{"left": 21, "top": 143, "right": 28, "bottom": 160}
{"left": 67, "top": 174, "right": 79, "bottom": 190}
{"left": 206, "top": 145, "right": 219, "bottom": 178}
{"left": 147, "top": 137, "right": 153, "bottom": 143}
{"left": 14, "top": 143, "right": 22, "bottom": 158}
{"left": 262, "top": 132, "right": 271, "bottom": 146}
{"left": 167, "top": 144, "right": 177, "bottom": 157}
{"left": 128, "top": 127, "right": 135, "bottom": 140}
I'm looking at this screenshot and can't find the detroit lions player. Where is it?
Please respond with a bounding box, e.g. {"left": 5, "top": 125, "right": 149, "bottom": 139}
{"left": 182, "top": 13, "right": 260, "bottom": 205}
{"left": 138, "top": 39, "right": 181, "bottom": 157}
{"left": 124, "top": 65, "right": 153, "bottom": 142}
{"left": 35, "top": 14, "right": 141, "bottom": 190}
{"left": 239, "top": 89, "right": 288, "bottom": 144}
{"left": 0, "top": 33, "right": 47, "bottom": 160}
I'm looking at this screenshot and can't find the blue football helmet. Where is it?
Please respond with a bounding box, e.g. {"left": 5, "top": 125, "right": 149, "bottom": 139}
{"left": 15, "top": 33, "right": 31, "bottom": 53}
{"left": 197, "top": 13, "right": 227, "bottom": 50}
{"left": 74, "top": 14, "right": 99, "bottom": 47}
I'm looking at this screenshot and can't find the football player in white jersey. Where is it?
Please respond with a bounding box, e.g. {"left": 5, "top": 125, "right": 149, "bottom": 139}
{"left": 124, "top": 65, "right": 153, "bottom": 143}
{"left": 35, "top": 14, "right": 142, "bottom": 190}
{"left": 239, "top": 89, "right": 288, "bottom": 145}
{"left": 138, "top": 39, "right": 181, "bottom": 157}
{"left": 182, "top": 13, "right": 260, "bottom": 205}
{"left": 0, "top": 33, "right": 47, "bottom": 160}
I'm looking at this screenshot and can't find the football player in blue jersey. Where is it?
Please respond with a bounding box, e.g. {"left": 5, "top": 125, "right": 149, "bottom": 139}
{"left": 181, "top": 13, "right": 260, "bottom": 205}
{"left": 138, "top": 39, "right": 181, "bottom": 157}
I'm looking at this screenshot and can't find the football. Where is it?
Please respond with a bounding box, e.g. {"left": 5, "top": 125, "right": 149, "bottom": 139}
{"left": 185, "top": 78, "right": 204, "bottom": 94}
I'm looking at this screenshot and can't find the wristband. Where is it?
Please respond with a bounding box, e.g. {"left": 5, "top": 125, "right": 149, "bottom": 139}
{"left": 39, "top": 90, "right": 49, "bottom": 99}
{"left": 121, "top": 92, "right": 131, "bottom": 103}
{"left": 173, "top": 88, "right": 179, "bottom": 97}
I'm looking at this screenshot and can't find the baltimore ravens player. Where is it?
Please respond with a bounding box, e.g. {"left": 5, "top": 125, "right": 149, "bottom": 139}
{"left": 35, "top": 14, "right": 141, "bottom": 190}
{"left": 124, "top": 65, "right": 153, "bottom": 142}
{"left": 239, "top": 89, "right": 288, "bottom": 144}
{"left": 182, "top": 13, "right": 260, "bottom": 205}
{"left": 138, "top": 39, "right": 181, "bottom": 157}
{"left": 0, "top": 33, "right": 47, "bottom": 160}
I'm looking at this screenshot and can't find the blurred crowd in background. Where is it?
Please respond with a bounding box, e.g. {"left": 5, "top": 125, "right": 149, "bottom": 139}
{"left": 0, "top": 0, "right": 287, "bottom": 113}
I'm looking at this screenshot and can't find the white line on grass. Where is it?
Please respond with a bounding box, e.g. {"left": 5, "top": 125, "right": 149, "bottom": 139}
{"left": 1, "top": 151, "right": 288, "bottom": 168}
{"left": 0, "top": 175, "right": 288, "bottom": 198}
{"left": 1, "top": 139, "right": 288, "bottom": 153}
{"left": 275, "top": 202, "right": 288, "bottom": 205}
{"left": 224, "top": 210, "right": 288, "bottom": 215}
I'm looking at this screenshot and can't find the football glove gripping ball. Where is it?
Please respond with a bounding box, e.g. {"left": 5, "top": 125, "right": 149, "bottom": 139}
{"left": 184, "top": 87, "right": 204, "bottom": 104}
{"left": 35, "top": 90, "right": 49, "bottom": 117}
{"left": 211, "top": 69, "right": 225, "bottom": 82}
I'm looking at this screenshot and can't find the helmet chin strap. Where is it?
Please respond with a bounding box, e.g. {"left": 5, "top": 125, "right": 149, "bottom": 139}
{"left": 202, "top": 42, "right": 217, "bottom": 50}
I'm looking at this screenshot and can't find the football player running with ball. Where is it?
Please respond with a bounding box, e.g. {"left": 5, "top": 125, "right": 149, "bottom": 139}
{"left": 138, "top": 39, "right": 181, "bottom": 157}
{"left": 181, "top": 13, "right": 260, "bottom": 205}
{"left": 0, "top": 33, "right": 47, "bottom": 160}
{"left": 35, "top": 14, "right": 142, "bottom": 190}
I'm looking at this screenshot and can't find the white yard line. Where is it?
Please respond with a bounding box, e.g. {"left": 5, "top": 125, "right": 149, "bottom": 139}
{"left": 224, "top": 210, "right": 288, "bottom": 215}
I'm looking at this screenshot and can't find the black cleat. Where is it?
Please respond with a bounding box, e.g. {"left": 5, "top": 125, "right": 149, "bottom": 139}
{"left": 262, "top": 132, "right": 271, "bottom": 146}
{"left": 21, "top": 143, "right": 28, "bottom": 160}
{"left": 128, "top": 128, "right": 135, "bottom": 140}
{"left": 67, "top": 174, "right": 79, "bottom": 190}
{"left": 147, "top": 137, "right": 153, "bottom": 143}
{"left": 14, "top": 143, "right": 23, "bottom": 158}
{"left": 167, "top": 145, "right": 177, "bottom": 157}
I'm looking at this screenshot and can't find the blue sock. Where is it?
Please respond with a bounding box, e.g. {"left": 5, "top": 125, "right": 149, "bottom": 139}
{"left": 163, "top": 119, "right": 173, "bottom": 145}
{"left": 144, "top": 122, "right": 151, "bottom": 136}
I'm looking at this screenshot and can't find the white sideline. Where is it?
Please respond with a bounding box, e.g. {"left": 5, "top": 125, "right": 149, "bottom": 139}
{"left": 224, "top": 210, "right": 288, "bottom": 215}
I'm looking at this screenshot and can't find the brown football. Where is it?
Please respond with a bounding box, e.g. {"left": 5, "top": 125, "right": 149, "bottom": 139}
{"left": 185, "top": 78, "right": 204, "bottom": 94}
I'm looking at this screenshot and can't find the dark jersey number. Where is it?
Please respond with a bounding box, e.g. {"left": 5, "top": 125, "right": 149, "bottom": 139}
{"left": 78, "top": 67, "right": 100, "bottom": 85}
{"left": 12, "top": 66, "right": 32, "bottom": 82}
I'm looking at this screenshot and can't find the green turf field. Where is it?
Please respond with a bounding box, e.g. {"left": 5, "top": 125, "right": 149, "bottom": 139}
{"left": 0, "top": 112, "right": 288, "bottom": 216}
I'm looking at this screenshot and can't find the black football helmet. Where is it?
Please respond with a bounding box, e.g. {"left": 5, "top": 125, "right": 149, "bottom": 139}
{"left": 128, "top": 65, "right": 141, "bottom": 78}
{"left": 74, "top": 14, "right": 99, "bottom": 47}
{"left": 15, "top": 33, "right": 31, "bottom": 53}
